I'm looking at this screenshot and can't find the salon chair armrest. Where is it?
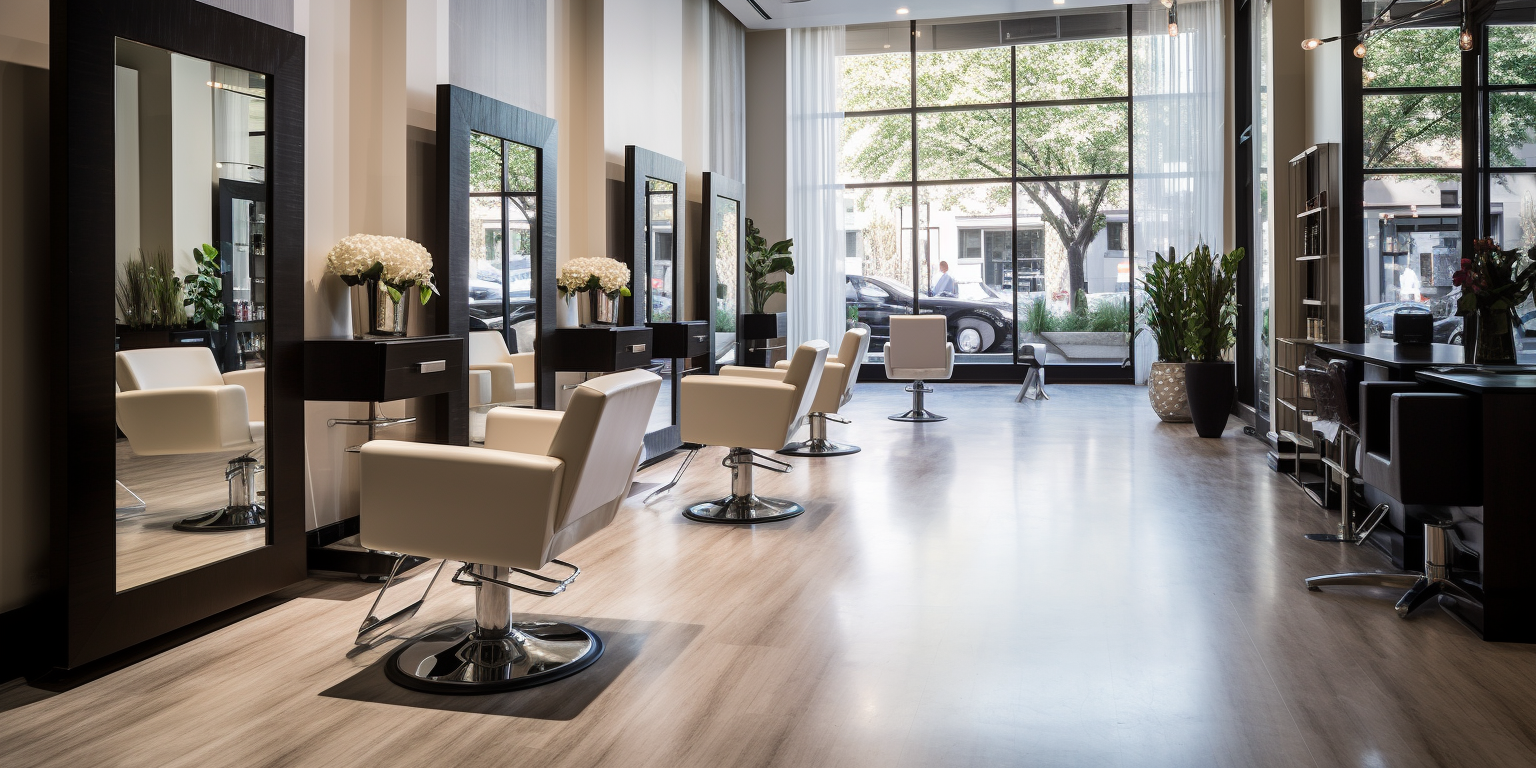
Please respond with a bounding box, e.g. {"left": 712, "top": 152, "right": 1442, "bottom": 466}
{"left": 721, "top": 365, "right": 789, "bottom": 382}
{"left": 1359, "top": 381, "right": 1420, "bottom": 457}
{"left": 485, "top": 407, "right": 565, "bottom": 456}
{"left": 222, "top": 368, "right": 265, "bottom": 422}
{"left": 680, "top": 375, "right": 800, "bottom": 449}
{"left": 470, "top": 362, "right": 520, "bottom": 405}
{"left": 116, "top": 385, "right": 256, "bottom": 454}
{"left": 359, "top": 440, "right": 564, "bottom": 569}
{"left": 508, "top": 352, "right": 536, "bottom": 385}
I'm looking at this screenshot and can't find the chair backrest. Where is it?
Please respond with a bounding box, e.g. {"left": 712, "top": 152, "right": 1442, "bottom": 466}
{"left": 779, "top": 341, "right": 830, "bottom": 425}
{"left": 116, "top": 347, "right": 224, "bottom": 391}
{"left": 468, "top": 330, "right": 511, "bottom": 365}
{"left": 835, "top": 327, "right": 872, "bottom": 402}
{"left": 887, "top": 315, "right": 948, "bottom": 369}
{"left": 546, "top": 369, "right": 662, "bottom": 529}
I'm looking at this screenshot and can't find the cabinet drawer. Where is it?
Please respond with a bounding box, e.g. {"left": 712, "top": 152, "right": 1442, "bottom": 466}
{"left": 552, "top": 326, "right": 655, "bottom": 372}
{"left": 304, "top": 336, "right": 464, "bottom": 402}
{"left": 647, "top": 321, "right": 710, "bottom": 359}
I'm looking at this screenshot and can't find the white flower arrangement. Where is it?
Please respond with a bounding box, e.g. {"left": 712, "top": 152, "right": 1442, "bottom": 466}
{"left": 326, "top": 234, "right": 437, "bottom": 305}
{"left": 558, "top": 257, "right": 633, "bottom": 297}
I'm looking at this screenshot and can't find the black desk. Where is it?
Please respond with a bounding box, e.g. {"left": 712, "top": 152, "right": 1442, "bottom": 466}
{"left": 1415, "top": 369, "right": 1536, "bottom": 642}
{"left": 1314, "top": 342, "right": 1464, "bottom": 381}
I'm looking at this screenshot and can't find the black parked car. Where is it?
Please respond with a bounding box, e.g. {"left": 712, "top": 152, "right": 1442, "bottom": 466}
{"left": 469, "top": 297, "right": 538, "bottom": 352}
{"left": 847, "top": 275, "right": 1014, "bottom": 353}
{"left": 1364, "top": 301, "right": 1463, "bottom": 344}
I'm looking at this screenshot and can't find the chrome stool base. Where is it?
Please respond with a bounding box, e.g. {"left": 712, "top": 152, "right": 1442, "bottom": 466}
{"left": 1306, "top": 519, "right": 1480, "bottom": 619}
{"left": 778, "top": 438, "right": 860, "bottom": 457}
{"left": 385, "top": 620, "right": 603, "bottom": 693}
{"left": 684, "top": 494, "right": 804, "bottom": 524}
{"left": 174, "top": 504, "right": 266, "bottom": 532}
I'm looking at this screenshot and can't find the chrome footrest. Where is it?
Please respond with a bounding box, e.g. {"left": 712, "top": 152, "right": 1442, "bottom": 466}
{"left": 452, "top": 560, "right": 581, "bottom": 598}
{"left": 778, "top": 438, "right": 860, "bottom": 457}
{"left": 384, "top": 620, "right": 603, "bottom": 694}
{"left": 683, "top": 494, "right": 805, "bottom": 524}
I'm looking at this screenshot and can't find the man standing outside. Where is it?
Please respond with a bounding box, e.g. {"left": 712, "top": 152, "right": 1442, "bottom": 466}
{"left": 930, "top": 260, "right": 957, "bottom": 297}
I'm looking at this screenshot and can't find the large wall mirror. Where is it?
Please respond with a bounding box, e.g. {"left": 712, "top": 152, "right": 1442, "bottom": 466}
{"left": 54, "top": 0, "right": 306, "bottom": 669}
{"left": 703, "top": 173, "right": 745, "bottom": 372}
{"left": 437, "top": 85, "right": 557, "bottom": 440}
{"left": 625, "top": 147, "right": 688, "bottom": 459}
{"left": 112, "top": 40, "right": 270, "bottom": 591}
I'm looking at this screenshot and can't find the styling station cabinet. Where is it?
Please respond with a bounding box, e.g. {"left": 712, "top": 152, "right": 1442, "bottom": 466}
{"left": 303, "top": 335, "right": 465, "bottom": 576}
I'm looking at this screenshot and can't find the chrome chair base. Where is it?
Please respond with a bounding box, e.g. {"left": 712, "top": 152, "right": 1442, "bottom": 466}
{"left": 1304, "top": 572, "right": 1478, "bottom": 618}
{"left": 174, "top": 504, "right": 266, "bottom": 532}
{"left": 890, "top": 382, "right": 945, "bottom": 422}
{"left": 683, "top": 494, "right": 805, "bottom": 524}
{"left": 778, "top": 438, "right": 860, "bottom": 457}
{"left": 385, "top": 620, "right": 603, "bottom": 693}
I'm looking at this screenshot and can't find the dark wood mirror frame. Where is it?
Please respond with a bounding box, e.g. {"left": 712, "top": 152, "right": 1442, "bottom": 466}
{"left": 435, "top": 85, "right": 559, "bottom": 428}
{"left": 623, "top": 146, "right": 687, "bottom": 459}
{"left": 702, "top": 173, "right": 745, "bottom": 373}
{"left": 50, "top": 0, "right": 306, "bottom": 669}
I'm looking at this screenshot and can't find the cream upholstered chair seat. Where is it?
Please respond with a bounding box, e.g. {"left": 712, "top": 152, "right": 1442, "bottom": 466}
{"left": 719, "top": 327, "right": 871, "bottom": 456}
{"left": 883, "top": 314, "right": 955, "bottom": 422}
{"left": 115, "top": 347, "right": 266, "bottom": 532}
{"left": 357, "top": 369, "right": 661, "bottom": 693}
{"left": 469, "top": 330, "right": 536, "bottom": 406}
{"left": 675, "top": 341, "right": 828, "bottom": 524}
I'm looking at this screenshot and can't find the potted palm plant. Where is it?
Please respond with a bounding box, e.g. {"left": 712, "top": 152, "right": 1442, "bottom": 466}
{"left": 740, "top": 218, "right": 793, "bottom": 358}
{"left": 1181, "top": 244, "right": 1245, "bottom": 438}
{"left": 1136, "top": 248, "right": 1191, "bottom": 422}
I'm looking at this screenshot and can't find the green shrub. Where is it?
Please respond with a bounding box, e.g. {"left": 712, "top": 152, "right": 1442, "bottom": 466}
{"left": 715, "top": 304, "right": 736, "bottom": 332}
{"left": 1088, "top": 296, "right": 1130, "bottom": 332}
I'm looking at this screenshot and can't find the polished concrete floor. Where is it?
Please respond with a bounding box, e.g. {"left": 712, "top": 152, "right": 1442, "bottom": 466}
{"left": 7, "top": 383, "right": 1536, "bottom": 767}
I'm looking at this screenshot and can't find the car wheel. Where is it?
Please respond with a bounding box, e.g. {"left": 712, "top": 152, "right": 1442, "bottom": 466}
{"left": 955, "top": 319, "right": 992, "bottom": 354}
{"left": 1449, "top": 331, "right": 1463, "bottom": 345}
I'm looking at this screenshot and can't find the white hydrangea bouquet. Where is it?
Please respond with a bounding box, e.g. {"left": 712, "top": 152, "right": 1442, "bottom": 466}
{"left": 557, "top": 257, "right": 633, "bottom": 297}
{"left": 326, "top": 233, "right": 437, "bottom": 305}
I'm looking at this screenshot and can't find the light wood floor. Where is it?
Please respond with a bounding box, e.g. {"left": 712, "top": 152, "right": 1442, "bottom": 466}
{"left": 116, "top": 440, "right": 267, "bottom": 590}
{"left": 9, "top": 384, "right": 1536, "bottom": 767}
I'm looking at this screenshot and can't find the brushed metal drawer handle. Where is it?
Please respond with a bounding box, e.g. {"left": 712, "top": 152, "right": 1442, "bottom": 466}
{"left": 693, "top": 335, "right": 707, "bottom": 342}
{"left": 416, "top": 360, "right": 446, "bottom": 373}
{"left": 627, "top": 344, "right": 647, "bottom": 353}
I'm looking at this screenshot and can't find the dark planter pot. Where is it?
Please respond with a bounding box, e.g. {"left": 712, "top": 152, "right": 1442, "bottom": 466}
{"left": 1184, "top": 361, "right": 1235, "bottom": 438}
{"left": 739, "top": 312, "right": 787, "bottom": 341}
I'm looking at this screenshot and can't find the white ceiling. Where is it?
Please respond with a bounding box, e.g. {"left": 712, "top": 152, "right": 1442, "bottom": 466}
{"left": 716, "top": 0, "right": 1134, "bottom": 31}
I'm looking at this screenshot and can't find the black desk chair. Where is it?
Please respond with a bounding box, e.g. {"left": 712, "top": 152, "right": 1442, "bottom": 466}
{"left": 1305, "top": 382, "right": 1483, "bottom": 618}
{"left": 1297, "top": 355, "right": 1373, "bottom": 542}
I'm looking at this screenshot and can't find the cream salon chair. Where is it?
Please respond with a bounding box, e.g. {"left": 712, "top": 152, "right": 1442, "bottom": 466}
{"left": 358, "top": 369, "right": 660, "bottom": 693}
{"left": 469, "top": 329, "right": 536, "bottom": 406}
{"left": 769, "top": 327, "right": 871, "bottom": 456}
{"left": 115, "top": 347, "right": 266, "bottom": 532}
{"left": 675, "top": 341, "right": 828, "bottom": 524}
{"left": 884, "top": 314, "right": 954, "bottom": 422}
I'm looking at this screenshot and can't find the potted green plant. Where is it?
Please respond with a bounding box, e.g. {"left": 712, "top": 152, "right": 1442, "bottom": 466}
{"left": 116, "top": 250, "right": 193, "bottom": 349}
{"left": 740, "top": 218, "right": 793, "bottom": 345}
{"left": 1181, "top": 244, "right": 1245, "bottom": 438}
{"left": 1136, "top": 247, "right": 1191, "bottom": 422}
{"left": 184, "top": 243, "right": 224, "bottom": 332}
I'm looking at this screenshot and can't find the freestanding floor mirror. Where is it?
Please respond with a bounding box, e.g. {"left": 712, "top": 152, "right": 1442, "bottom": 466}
{"left": 51, "top": 0, "right": 306, "bottom": 669}
{"left": 625, "top": 146, "right": 694, "bottom": 461}
{"left": 436, "top": 84, "right": 558, "bottom": 439}
{"left": 702, "top": 173, "right": 746, "bottom": 372}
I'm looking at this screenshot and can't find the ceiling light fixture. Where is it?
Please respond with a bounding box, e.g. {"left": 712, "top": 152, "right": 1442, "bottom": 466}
{"left": 1167, "top": 0, "right": 1178, "bottom": 37}
{"left": 896, "top": 6, "right": 909, "bottom": 14}
{"left": 1302, "top": 0, "right": 1468, "bottom": 60}
{"left": 1459, "top": 8, "right": 1475, "bottom": 51}
{"left": 1054, "top": 0, "right": 1066, "bottom": 5}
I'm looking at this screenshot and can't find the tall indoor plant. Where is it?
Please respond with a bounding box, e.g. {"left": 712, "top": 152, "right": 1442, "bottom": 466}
{"left": 1136, "top": 247, "right": 1192, "bottom": 422}
{"left": 1453, "top": 238, "right": 1536, "bottom": 365}
{"left": 1181, "top": 244, "right": 1245, "bottom": 438}
{"left": 740, "top": 218, "right": 794, "bottom": 362}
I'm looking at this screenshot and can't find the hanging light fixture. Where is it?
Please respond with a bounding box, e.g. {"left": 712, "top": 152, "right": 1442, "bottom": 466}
{"left": 1354, "top": 39, "right": 1369, "bottom": 58}
{"left": 1459, "top": 7, "right": 1476, "bottom": 51}
{"left": 1167, "top": 0, "right": 1178, "bottom": 37}
{"left": 1301, "top": 0, "right": 1471, "bottom": 58}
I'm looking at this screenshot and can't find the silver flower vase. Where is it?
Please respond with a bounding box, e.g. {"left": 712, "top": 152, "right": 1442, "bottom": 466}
{"left": 583, "top": 290, "right": 618, "bottom": 327}
{"left": 350, "top": 279, "right": 409, "bottom": 338}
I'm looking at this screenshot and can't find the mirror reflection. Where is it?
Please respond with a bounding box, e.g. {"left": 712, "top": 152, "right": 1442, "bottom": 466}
{"left": 713, "top": 196, "right": 739, "bottom": 367}
{"left": 467, "top": 133, "right": 539, "bottom": 440}
{"left": 645, "top": 178, "right": 678, "bottom": 433}
{"left": 113, "top": 39, "right": 269, "bottom": 591}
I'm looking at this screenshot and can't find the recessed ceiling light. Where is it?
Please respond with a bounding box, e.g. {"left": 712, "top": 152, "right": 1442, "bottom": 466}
{"left": 884, "top": 44, "right": 892, "bottom": 48}
{"left": 1053, "top": 0, "right": 1065, "bottom": 4}
{"left": 896, "top": 7, "right": 909, "bottom": 14}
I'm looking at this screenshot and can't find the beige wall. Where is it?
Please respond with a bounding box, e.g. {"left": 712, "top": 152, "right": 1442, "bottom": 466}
{"left": 1303, "top": 0, "right": 1341, "bottom": 147}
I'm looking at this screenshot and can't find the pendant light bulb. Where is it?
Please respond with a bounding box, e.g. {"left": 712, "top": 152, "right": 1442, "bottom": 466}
{"left": 1168, "top": 21, "right": 1179, "bottom": 36}
{"left": 1459, "top": 28, "right": 1475, "bottom": 51}
{"left": 1167, "top": 1, "right": 1178, "bottom": 37}
{"left": 1353, "top": 40, "right": 1368, "bottom": 58}
{"left": 1301, "top": 38, "right": 1323, "bottom": 50}
{"left": 1160, "top": 0, "right": 1172, "bottom": 6}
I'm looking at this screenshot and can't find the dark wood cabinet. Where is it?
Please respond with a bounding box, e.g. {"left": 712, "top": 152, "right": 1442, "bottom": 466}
{"left": 303, "top": 336, "right": 465, "bottom": 402}
{"left": 740, "top": 312, "right": 787, "bottom": 341}
{"left": 647, "top": 321, "right": 710, "bottom": 359}
{"left": 552, "top": 326, "right": 654, "bottom": 372}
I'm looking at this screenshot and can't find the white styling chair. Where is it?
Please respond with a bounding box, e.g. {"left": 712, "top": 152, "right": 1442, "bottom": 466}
{"left": 358, "top": 369, "right": 661, "bottom": 693}
{"left": 884, "top": 315, "right": 955, "bottom": 422}
{"left": 469, "top": 330, "right": 536, "bottom": 406}
{"left": 115, "top": 347, "right": 266, "bottom": 532}
{"left": 676, "top": 341, "right": 829, "bottom": 524}
{"left": 770, "top": 327, "right": 872, "bottom": 456}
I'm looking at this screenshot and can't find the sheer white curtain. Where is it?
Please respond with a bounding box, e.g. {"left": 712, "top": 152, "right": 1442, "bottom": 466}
{"left": 786, "top": 26, "right": 846, "bottom": 351}
{"left": 1132, "top": 0, "right": 1226, "bottom": 383}
{"left": 709, "top": 2, "right": 746, "bottom": 180}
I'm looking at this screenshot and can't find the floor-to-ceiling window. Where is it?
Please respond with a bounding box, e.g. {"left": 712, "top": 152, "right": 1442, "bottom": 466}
{"left": 1484, "top": 20, "right": 1536, "bottom": 354}
{"left": 839, "top": 9, "right": 1133, "bottom": 372}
